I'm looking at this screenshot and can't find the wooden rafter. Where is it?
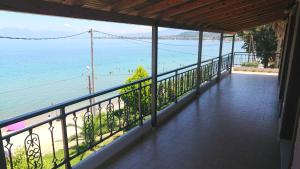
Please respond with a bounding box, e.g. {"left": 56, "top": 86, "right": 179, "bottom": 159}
{"left": 109, "top": 0, "right": 146, "bottom": 13}
{"left": 133, "top": 0, "right": 189, "bottom": 17}
{"left": 188, "top": 0, "right": 284, "bottom": 25}
{"left": 186, "top": 0, "right": 284, "bottom": 25}
{"left": 152, "top": 0, "right": 220, "bottom": 19}
{"left": 0, "top": 0, "right": 290, "bottom": 32}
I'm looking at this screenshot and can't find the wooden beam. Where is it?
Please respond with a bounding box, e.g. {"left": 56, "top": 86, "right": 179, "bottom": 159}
{"left": 152, "top": 0, "right": 220, "bottom": 20}
{"left": 204, "top": 13, "right": 282, "bottom": 31}
{"left": 226, "top": 16, "right": 283, "bottom": 31}
{"left": 109, "top": 0, "right": 146, "bottom": 13}
{"left": 217, "top": 11, "right": 285, "bottom": 28}
{"left": 83, "top": 0, "right": 111, "bottom": 11}
{"left": 174, "top": 0, "right": 240, "bottom": 23}
{"left": 133, "top": 0, "right": 189, "bottom": 17}
{"left": 186, "top": 0, "right": 285, "bottom": 25}
{"left": 200, "top": 5, "right": 285, "bottom": 28}
{"left": 187, "top": 0, "right": 261, "bottom": 24}
{"left": 0, "top": 0, "right": 201, "bottom": 31}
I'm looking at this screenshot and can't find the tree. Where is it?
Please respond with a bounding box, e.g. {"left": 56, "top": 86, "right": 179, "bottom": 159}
{"left": 119, "top": 66, "right": 151, "bottom": 125}
{"left": 238, "top": 24, "right": 278, "bottom": 68}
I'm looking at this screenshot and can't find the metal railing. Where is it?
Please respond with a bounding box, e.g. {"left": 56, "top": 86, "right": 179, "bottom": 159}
{"left": 233, "top": 52, "right": 280, "bottom": 66}
{"left": 0, "top": 54, "right": 232, "bottom": 169}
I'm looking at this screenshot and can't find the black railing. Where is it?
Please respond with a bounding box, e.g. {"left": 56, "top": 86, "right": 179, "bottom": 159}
{"left": 0, "top": 54, "right": 232, "bottom": 169}
{"left": 233, "top": 52, "right": 280, "bottom": 66}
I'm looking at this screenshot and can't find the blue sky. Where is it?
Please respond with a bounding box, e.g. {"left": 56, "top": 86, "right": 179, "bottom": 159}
{"left": 0, "top": 10, "right": 171, "bottom": 34}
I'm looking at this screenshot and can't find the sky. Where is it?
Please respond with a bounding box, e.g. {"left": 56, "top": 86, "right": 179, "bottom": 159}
{"left": 0, "top": 10, "right": 170, "bottom": 34}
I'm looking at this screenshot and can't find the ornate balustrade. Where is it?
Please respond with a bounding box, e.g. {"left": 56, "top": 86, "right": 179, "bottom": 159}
{"left": 0, "top": 54, "right": 232, "bottom": 169}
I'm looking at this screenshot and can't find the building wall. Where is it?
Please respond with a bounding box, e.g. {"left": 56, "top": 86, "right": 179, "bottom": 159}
{"left": 291, "top": 102, "right": 300, "bottom": 169}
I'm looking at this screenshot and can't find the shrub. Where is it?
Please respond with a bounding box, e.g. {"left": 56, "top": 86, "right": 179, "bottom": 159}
{"left": 241, "top": 62, "right": 259, "bottom": 67}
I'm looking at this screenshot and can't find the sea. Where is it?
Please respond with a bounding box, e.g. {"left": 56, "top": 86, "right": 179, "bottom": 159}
{"left": 0, "top": 38, "right": 245, "bottom": 120}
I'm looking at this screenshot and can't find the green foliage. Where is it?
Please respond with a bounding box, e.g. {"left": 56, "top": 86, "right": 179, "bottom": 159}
{"left": 238, "top": 25, "right": 278, "bottom": 68}
{"left": 239, "top": 26, "right": 277, "bottom": 67}
{"left": 7, "top": 148, "right": 27, "bottom": 169}
{"left": 119, "top": 66, "right": 151, "bottom": 122}
{"left": 241, "top": 61, "right": 259, "bottom": 67}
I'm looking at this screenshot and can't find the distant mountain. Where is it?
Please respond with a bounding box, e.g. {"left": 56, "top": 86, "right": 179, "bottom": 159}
{"left": 0, "top": 28, "right": 232, "bottom": 40}
{"left": 125, "top": 29, "right": 222, "bottom": 40}
{"left": 125, "top": 29, "right": 185, "bottom": 38}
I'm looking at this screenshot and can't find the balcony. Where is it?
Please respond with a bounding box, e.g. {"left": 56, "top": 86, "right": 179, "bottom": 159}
{"left": 0, "top": 54, "right": 233, "bottom": 169}
{"left": 97, "top": 73, "right": 280, "bottom": 169}
{"left": 0, "top": 52, "right": 283, "bottom": 169}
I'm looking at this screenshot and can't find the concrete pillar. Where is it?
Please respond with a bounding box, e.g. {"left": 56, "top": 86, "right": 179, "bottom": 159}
{"left": 217, "top": 33, "right": 224, "bottom": 81}
{"left": 151, "top": 25, "right": 158, "bottom": 127}
{"left": 196, "top": 30, "right": 203, "bottom": 94}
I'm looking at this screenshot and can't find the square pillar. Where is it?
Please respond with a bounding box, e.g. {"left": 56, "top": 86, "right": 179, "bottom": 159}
{"left": 217, "top": 33, "right": 224, "bottom": 81}
{"left": 230, "top": 34, "right": 235, "bottom": 73}
{"left": 196, "top": 30, "right": 203, "bottom": 94}
{"left": 151, "top": 25, "right": 158, "bottom": 127}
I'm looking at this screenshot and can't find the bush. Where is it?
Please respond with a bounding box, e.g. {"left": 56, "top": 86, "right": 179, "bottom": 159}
{"left": 241, "top": 62, "right": 259, "bottom": 67}
{"left": 119, "top": 66, "right": 151, "bottom": 125}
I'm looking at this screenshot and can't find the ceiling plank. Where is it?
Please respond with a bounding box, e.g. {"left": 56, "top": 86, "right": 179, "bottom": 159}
{"left": 109, "top": 0, "right": 146, "bottom": 12}
{"left": 186, "top": 0, "right": 282, "bottom": 25}
{"left": 226, "top": 15, "right": 283, "bottom": 31}
{"left": 211, "top": 11, "right": 284, "bottom": 30}
{"left": 188, "top": 0, "right": 286, "bottom": 26}
{"left": 174, "top": 0, "right": 241, "bottom": 22}
{"left": 200, "top": 4, "right": 285, "bottom": 28}
{"left": 131, "top": 0, "right": 189, "bottom": 17}
{"left": 152, "top": 0, "right": 219, "bottom": 20}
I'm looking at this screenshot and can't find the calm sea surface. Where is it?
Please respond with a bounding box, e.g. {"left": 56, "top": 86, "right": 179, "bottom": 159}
{"left": 0, "top": 38, "right": 245, "bottom": 119}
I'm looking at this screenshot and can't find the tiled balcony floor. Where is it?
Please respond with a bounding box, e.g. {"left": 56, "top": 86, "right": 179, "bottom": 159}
{"left": 100, "top": 73, "right": 280, "bottom": 169}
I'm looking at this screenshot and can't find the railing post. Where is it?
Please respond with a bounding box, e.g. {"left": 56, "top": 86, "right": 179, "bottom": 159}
{"left": 138, "top": 82, "right": 143, "bottom": 126}
{"left": 174, "top": 70, "right": 178, "bottom": 103}
{"left": 151, "top": 25, "right": 158, "bottom": 127}
{"left": 217, "top": 33, "right": 224, "bottom": 81}
{"left": 60, "top": 108, "right": 71, "bottom": 169}
{"left": 230, "top": 34, "right": 235, "bottom": 73}
{"left": 210, "top": 59, "right": 213, "bottom": 80}
{"left": 196, "top": 30, "right": 203, "bottom": 94}
{"left": 0, "top": 131, "right": 7, "bottom": 169}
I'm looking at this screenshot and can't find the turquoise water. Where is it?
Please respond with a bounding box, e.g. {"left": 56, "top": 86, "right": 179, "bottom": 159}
{"left": 0, "top": 37, "right": 245, "bottom": 119}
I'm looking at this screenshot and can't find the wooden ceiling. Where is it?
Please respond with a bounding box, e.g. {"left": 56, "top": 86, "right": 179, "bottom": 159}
{"left": 0, "top": 0, "right": 293, "bottom": 32}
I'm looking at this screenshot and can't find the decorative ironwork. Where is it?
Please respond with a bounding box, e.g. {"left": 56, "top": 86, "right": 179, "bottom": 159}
{"left": 4, "top": 138, "right": 13, "bottom": 169}
{"left": 187, "top": 71, "right": 190, "bottom": 91}
{"left": 98, "top": 104, "right": 103, "bottom": 140}
{"left": 106, "top": 102, "right": 115, "bottom": 133}
{"left": 72, "top": 112, "right": 79, "bottom": 151}
{"left": 24, "top": 130, "right": 43, "bottom": 169}
{"left": 83, "top": 109, "right": 94, "bottom": 145}
{"left": 48, "top": 121, "right": 58, "bottom": 167}
{"left": 180, "top": 74, "right": 184, "bottom": 96}
{"left": 158, "top": 82, "right": 164, "bottom": 108}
